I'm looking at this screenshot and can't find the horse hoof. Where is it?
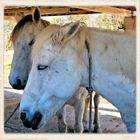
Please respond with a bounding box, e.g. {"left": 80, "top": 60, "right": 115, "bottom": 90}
{"left": 92, "top": 129, "right": 98, "bottom": 133}
{"left": 92, "top": 127, "right": 101, "bottom": 133}
{"left": 67, "top": 127, "right": 74, "bottom": 133}
{"left": 83, "top": 129, "right": 89, "bottom": 133}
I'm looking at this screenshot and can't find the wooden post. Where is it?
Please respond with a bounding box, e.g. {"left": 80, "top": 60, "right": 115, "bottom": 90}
{"left": 124, "top": 16, "right": 136, "bottom": 31}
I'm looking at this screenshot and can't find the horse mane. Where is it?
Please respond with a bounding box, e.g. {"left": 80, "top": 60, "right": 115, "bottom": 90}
{"left": 10, "top": 14, "right": 50, "bottom": 43}
{"left": 10, "top": 15, "right": 33, "bottom": 42}
{"left": 41, "top": 19, "right": 50, "bottom": 27}
{"left": 76, "top": 23, "right": 90, "bottom": 57}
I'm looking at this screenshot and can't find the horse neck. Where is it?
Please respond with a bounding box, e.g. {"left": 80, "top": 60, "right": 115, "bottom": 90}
{"left": 81, "top": 29, "right": 135, "bottom": 114}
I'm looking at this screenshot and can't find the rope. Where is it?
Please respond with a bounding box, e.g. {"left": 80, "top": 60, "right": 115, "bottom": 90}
{"left": 85, "top": 40, "right": 93, "bottom": 133}
{"left": 4, "top": 102, "right": 20, "bottom": 124}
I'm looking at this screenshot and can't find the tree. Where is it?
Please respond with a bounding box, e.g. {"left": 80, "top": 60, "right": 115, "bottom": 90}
{"left": 4, "top": 20, "right": 16, "bottom": 50}
{"left": 67, "top": 14, "right": 89, "bottom": 21}
{"left": 93, "top": 14, "right": 124, "bottom": 30}
{"left": 50, "top": 17, "right": 65, "bottom": 24}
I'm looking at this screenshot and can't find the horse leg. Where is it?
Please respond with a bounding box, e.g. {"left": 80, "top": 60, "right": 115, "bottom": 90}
{"left": 73, "top": 87, "right": 88, "bottom": 133}
{"left": 56, "top": 106, "right": 67, "bottom": 133}
{"left": 83, "top": 92, "right": 100, "bottom": 133}
{"left": 93, "top": 93, "right": 100, "bottom": 132}
{"left": 83, "top": 97, "right": 90, "bottom": 132}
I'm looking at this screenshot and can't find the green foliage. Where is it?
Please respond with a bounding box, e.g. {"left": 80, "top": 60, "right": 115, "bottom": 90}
{"left": 4, "top": 20, "right": 16, "bottom": 51}
{"left": 4, "top": 63, "right": 11, "bottom": 78}
{"left": 50, "top": 17, "right": 65, "bottom": 24}
{"left": 48, "top": 14, "right": 124, "bottom": 31}
{"left": 48, "top": 14, "right": 89, "bottom": 25}
{"left": 66, "top": 14, "right": 89, "bottom": 23}
{"left": 4, "top": 20, "right": 15, "bottom": 32}
{"left": 93, "top": 14, "right": 124, "bottom": 30}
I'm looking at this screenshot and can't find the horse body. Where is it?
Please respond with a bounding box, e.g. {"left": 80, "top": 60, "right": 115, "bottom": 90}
{"left": 89, "top": 29, "right": 136, "bottom": 132}
{"left": 19, "top": 21, "right": 136, "bottom": 132}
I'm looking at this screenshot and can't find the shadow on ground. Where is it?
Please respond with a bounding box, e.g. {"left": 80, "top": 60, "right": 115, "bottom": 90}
{"left": 4, "top": 87, "right": 127, "bottom": 133}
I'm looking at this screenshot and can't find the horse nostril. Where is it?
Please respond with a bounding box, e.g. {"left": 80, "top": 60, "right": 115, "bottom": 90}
{"left": 20, "top": 112, "right": 26, "bottom": 121}
{"left": 31, "top": 112, "right": 42, "bottom": 130}
{"left": 23, "top": 79, "right": 27, "bottom": 85}
{"left": 17, "top": 79, "right": 21, "bottom": 86}
{"left": 20, "top": 112, "right": 31, "bottom": 128}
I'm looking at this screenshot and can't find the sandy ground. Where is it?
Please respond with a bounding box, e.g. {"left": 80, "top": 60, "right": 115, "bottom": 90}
{"left": 4, "top": 85, "right": 127, "bottom": 133}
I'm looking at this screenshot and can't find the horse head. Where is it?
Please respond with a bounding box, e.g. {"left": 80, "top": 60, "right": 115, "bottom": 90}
{"left": 9, "top": 8, "right": 50, "bottom": 89}
{"left": 19, "top": 21, "right": 88, "bottom": 130}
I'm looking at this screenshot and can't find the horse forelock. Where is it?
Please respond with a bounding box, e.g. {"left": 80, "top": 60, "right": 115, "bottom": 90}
{"left": 31, "top": 23, "right": 90, "bottom": 61}
{"left": 31, "top": 24, "right": 61, "bottom": 61}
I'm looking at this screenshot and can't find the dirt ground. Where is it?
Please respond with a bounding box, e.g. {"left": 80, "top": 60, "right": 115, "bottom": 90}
{"left": 4, "top": 85, "right": 127, "bottom": 133}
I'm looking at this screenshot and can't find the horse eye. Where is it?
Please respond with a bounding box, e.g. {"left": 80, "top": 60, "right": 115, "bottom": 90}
{"left": 29, "top": 39, "right": 34, "bottom": 46}
{"left": 37, "top": 65, "right": 48, "bottom": 70}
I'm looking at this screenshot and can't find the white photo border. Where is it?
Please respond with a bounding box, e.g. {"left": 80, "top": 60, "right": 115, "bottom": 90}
{"left": 0, "top": 0, "right": 139, "bottom": 140}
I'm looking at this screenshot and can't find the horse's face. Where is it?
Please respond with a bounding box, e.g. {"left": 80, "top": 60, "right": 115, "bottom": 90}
{"left": 9, "top": 24, "right": 39, "bottom": 89}
{"left": 9, "top": 8, "right": 49, "bottom": 89}
{"left": 19, "top": 21, "right": 83, "bottom": 130}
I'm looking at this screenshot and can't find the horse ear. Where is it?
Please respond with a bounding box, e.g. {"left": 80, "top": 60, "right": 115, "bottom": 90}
{"left": 59, "top": 21, "right": 80, "bottom": 44}
{"left": 32, "top": 8, "right": 41, "bottom": 23}
{"left": 51, "top": 21, "right": 80, "bottom": 46}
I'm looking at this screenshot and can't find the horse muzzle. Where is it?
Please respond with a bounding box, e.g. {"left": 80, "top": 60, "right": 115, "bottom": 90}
{"left": 9, "top": 77, "right": 26, "bottom": 90}
{"left": 20, "top": 111, "right": 42, "bottom": 130}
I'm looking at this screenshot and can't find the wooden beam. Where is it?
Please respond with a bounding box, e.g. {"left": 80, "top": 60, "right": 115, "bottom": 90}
{"left": 4, "top": 16, "right": 16, "bottom": 21}
{"left": 4, "top": 6, "right": 96, "bottom": 18}
{"left": 4, "top": 6, "right": 135, "bottom": 20}
{"left": 75, "top": 6, "right": 134, "bottom": 17}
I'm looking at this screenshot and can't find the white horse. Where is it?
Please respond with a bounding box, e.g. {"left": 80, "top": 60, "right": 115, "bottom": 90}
{"left": 9, "top": 8, "right": 50, "bottom": 89}
{"left": 9, "top": 8, "right": 100, "bottom": 132}
{"left": 19, "top": 21, "right": 136, "bottom": 132}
